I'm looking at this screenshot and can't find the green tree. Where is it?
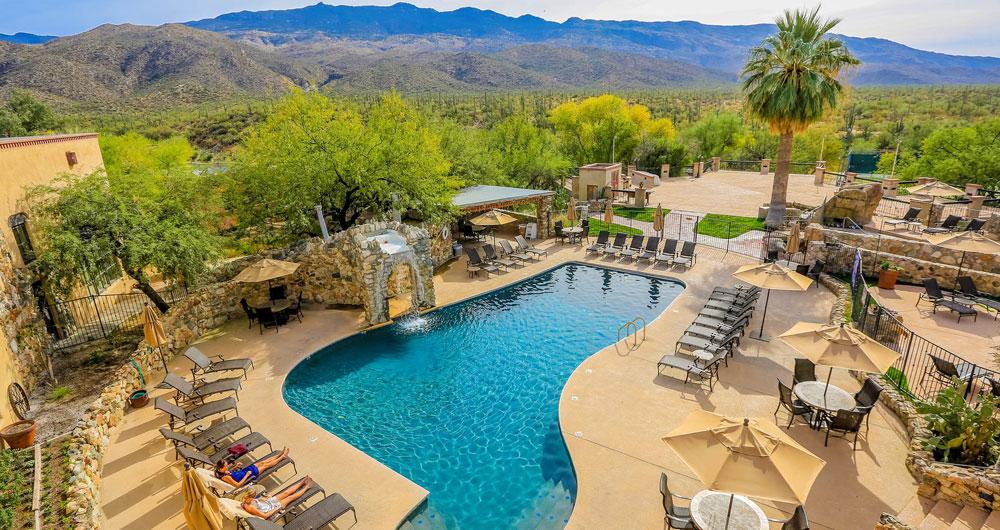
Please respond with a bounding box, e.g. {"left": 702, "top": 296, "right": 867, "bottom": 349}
{"left": 549, "top": 94, "right": 675, "bottom": 166}
{"left": 433, "top": 119, "right": 502, "bottom": 187}
{"left": 681, "top": 112, "right": 749, "bottom": 159}
{"left": 228, "top": 91, "right": 457, "bottom": 244}
{"left": 489, "top": 114, "right": 571, "bottom": 190}
{"left": 900, "top": 119, "right": 1000, "bottom": 188}
{"left": 0, "top": 90, "right": 59, "bottom": 137}
{"left": 24, "top": 135, "right": 218, "bottom": 312}
{"left": 742, "top": 7, "right": 860, "bottom": 226}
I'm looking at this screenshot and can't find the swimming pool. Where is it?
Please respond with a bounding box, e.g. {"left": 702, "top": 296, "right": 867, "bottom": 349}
{"left": 283, "top": 263, "right": 684, "bottom": 529}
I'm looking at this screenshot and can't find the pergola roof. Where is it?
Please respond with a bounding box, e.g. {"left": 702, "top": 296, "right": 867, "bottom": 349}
{"left": 452, "top": 185, "right": 555, "bottom": 212}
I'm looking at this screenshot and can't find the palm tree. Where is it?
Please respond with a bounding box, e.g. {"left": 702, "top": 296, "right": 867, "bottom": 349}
{"left": 742, "top": 7, "right": 860, "bottom": 227}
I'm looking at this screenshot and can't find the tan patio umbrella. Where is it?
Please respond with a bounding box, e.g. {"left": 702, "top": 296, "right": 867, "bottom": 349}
{"left": 653, "top": 203, "right": 664, "bottom": 236}
{"left": 469, "top": 209, "right": 517, "bottom": 245}
{"left": 663, "top": 410, "right": 825, "bottom": 510}
{"left": 232, "top": 258, "right": 300, "bottom": 284}
{"left": 779, "top": 322, "right": 900, "bottom": 395}
{"left": 181, "top": 467, "right": 224, "bottom": 530}
{"left": 604, "top": 201, "right": 614, "bottom": 224}
{"left": 907, "top": 180, "right": 964, "bottom": 198}
{"left": 924, "top": 231, "right": 1000, "bottom": 289}
{"left": 786, "top": 223, "right": 801, "bottom": 259}
{"left": 142, "top": 305, "right": 169, "bottom": 372}
{"left": 732, "top": 262, "right": 813, "bottom": 341}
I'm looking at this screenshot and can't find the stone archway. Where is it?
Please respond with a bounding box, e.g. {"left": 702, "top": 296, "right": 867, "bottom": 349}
{"left": 371, "top": 250, "right": 426, "bottom": 322}
{"left": 348, "top": 222, "right": 436, "bottom": 325}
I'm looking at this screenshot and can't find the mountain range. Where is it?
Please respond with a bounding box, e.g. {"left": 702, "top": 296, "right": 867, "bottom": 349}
{"left": 1, "top": 2, "right": 998, "bottom": 108}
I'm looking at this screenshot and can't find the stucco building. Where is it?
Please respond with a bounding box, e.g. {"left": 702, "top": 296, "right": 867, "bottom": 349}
{"left": 571, "top": 162, "right": 621, "bottom": 201}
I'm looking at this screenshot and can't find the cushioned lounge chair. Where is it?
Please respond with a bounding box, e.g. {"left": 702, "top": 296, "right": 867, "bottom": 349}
{"left": 157, "top": 417, "right": 251, "bottom": 452}
{"left": 673, "top": 241, "right": 697, "bottom": 268}
{"left": 155, "top": 396, "right": 238, "bottom": 430}
{"left": 638, "top": 236, "right": 660, "bottom": 262}
{"left": 162, "top": 373, "right": 242, "bottom": 405}
{"left": 619, "top": 235, "right": 645, "bottom": 261}
{"left": 586, "top": 231, "right": 609, "bottom": 254}
{"left": 184, "top": 347, "right": 254, "bottom": 381}
{"left": 655, "top": 239, "right": 678, "bottom": 265}
{"left": 180, "top": 446, "right": 296, "bottom": 486}
{"left": 247, "top": 494, "right": 357, "bottom": 530}
{"left": 600, "top": 233, "right": 627, "bottom": 256}
{"left": 162, "top": 428, "right": 271, "bottom": 463}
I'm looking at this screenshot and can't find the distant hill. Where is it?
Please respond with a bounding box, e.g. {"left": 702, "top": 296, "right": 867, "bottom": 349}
{"left": 0, "top": 24, "right": 319, "bottom": 108}
{"left": 188, "top": 2, "right": 1000, "bottom": 85}
{"left": 0, "top": 33, "right": 57, "bottom": 45}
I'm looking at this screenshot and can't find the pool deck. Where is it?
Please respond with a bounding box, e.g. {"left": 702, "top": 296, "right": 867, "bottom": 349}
{"left": 98, "top": 240, "right": 918, "bottom": 529}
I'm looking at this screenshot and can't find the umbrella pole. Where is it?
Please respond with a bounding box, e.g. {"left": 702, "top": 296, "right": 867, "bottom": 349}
{"left": 725, "top": 493, "right": 735, "bottom": 529}
{"left": 825, "top": 366, "right": 833, "bottom": 399}
{"left": 751, "top": 289, "right": 771, "bottom": 342}
{"left": 955, "top": 251, "right": 965, "bottom": 291}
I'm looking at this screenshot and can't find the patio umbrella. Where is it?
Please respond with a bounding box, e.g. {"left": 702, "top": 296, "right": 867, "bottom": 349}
{"left": 779, "top": 322, "right": 900, "bottom": 396}
{"left": 732, "top": 263, "right": 812, "bottom": 342}
{"left": 567, "top": 197, "right": 577, "bottom": 227}
{"left": 469, "top": 209, "right": 517, "bottom": 245}
{"left": 142, "top": 305, "right": 169, "bottom": 372}
{"left": 924, "top": 231, "right": 1000, "bottom": 289}
{"left": 181, "top": 467, "right": 224, "bottom": 530}
{"left": 232, "top": 258, "right": 300, "bottom": 284}
{"left": 907, "top": 181, "right": 964, "bottom": 199}
{"left": 663, "top": 410, "right": 825, "bottom": 525}
{"left": 786, "top": 223, "right": 801, "bottom": 260}
{"left": 653, "top": 203, "right": 664, "bottom": 236}
{"left": 604, "top": 202, "right": 614, "bottom": 224}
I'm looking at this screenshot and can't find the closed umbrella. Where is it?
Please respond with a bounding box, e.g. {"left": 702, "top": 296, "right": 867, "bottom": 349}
{"left": 142, "top": 305, "right": 168, "bottom": 372}
{"left": 653, "top": 203, "right": 665, "bottom": 236}
{"left": 732, "top": 262, "right": 812, "bottom": 341}
{"left": 604, "top": 202, "right": 614, "bottom": 225}
{"left": 779, "top": 322, "right": 900, "bottom": 396}
{"left": 469, "top": 209, "right": 517, "bottom": 245}
{"left": 907, "top": 181, "right": 964, "bottom": 198}
{"left": 663, "top": 410, "right": 825, "bottom": 526}
{"left": 924, "top": 231, "right": 1000, "bottom": 289}
{"left": 181, "top": 467, "right": 224, "bottom": 530}
{"left": 786, "top": 223, "right": 801, "bottom": 260}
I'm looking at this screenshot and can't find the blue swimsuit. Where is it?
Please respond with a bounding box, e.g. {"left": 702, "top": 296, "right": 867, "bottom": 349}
{"left": 229, "top": 464, "right": 259, "bottom": 483}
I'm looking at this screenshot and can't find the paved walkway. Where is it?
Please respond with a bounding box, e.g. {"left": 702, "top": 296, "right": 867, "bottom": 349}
{"left": 645, "top": 170, "right": 838, "bottom": 216}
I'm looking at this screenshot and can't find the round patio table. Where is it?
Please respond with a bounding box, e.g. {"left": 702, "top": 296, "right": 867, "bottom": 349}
{"left": 793, "top": 381, "right": 855, "bottom": 413}
{"left": 563, "top": 226, "right": 584, "bottom": 243}
{"left": 253, "top": 300, "right": 291, "bottom": 313}
{"left": 690, "top": 490, "right": 768, "bottom": 530}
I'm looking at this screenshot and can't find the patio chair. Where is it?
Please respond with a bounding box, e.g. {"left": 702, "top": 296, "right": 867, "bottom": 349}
{"left": 482, "top": 244, "right": 515, "bottom": 270}
{"left": 499, "top": 239, "right": 531, "bottom": 263}
{"left": 657, "top": 355, "right": 722, "bottom": 392}
{"left": 162, "top": 373, "right": 242, "bottom": 405}
{"left": 586, "top": 231, "right": 609, "bottom": 254}
{"left": 854, "top": 378, "right": 883, "bottom": 430}
{"left": 965, "top": 218, "right": 986, "bottom": 232}
{"left": 638, "top": 236, "right": 660, "bottom": 262}
{"left": 515, "top": 235, "right": 548, "bottom": 258}
{"left": 884, "top": 207, "right": 921, "bottom": 228}
{"left": 793, "top": 358, "right": 817, "bottom": 385}
{"left": 240, "top": 298, "right": 258, "bottom": 329}
{"left": 956, "top": 276, "right": 1000, "bottom": 319}
{"left": 619, "top": 235, "right": 644, "bottom": 261}
{"left": 465, "top": 247, "right": 498, "bottom": 278}
{"left": 157, "top": 416, "right": 251, "bottom": 452}
{"left": 769, "top": 505, "right": 810, "bottom": 530}
{"left": 282, "top": 292, "right": 304, "bottom": 323}
{"left": 820, "top": 409, "right": 866, "bottom": 449}
{"left": 155, "top": 396, "right": 238, "bottom": 430}
{"left": 184, "top": 346, "right": 255, "bottom": 381}
{"left": 179, "top": 446, "right": 296, "bottom": 487}
{"left": 256, "top": 306, "right": 287, "bottom": 335}
{"left": 673, "top": 242, "right": 697, "bottom": 268}
{"left": 919, "top": 278, "right": 978, "bottom": 322}
{"left": 161, "top": 427, "right": 271, "bottom": 463}
{"left": 554, "top": 221, "right": 566, "bottom": 244}
{"left": 246, "top": 493, "right": 357, "bottom": 530}
{"left": 919, "top": 354, "right": 978, "bottom": 388}
{"left": 775, "top": 379, "right": 813, "bottom": 429}
{"left": 460, "top": 224, "right": 482, "bottom": 241}
{"left": 600, "top": 233, "right": 627, "bottom": 256}
{"left": 924, "top": 214, "right": 962, "bottom": 234}
{"left": 659, "top": 472, "right": 695, "bottom": 530}
{"left": 985, "top": 377, "right": 1000, "bottom": 399}
{"left": 579, "top": 220, "right": 590, "bottom": 243}
{"left": 805, "top": 261, "right": 824, "bottom": 287}
{"left": 655, "top": 239, "right": 678, "bottom": 265}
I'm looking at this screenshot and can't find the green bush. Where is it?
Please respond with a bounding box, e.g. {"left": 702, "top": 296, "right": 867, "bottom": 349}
{"left": 49, "top": 386, "right": 72, "bottom": 401}
{"left": 916, "top": 379, "right": 1000, "bottom": 466}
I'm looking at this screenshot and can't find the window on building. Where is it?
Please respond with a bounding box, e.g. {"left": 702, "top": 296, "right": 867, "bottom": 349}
{"left": 8, "top": 213, "right": 35, "bottom": 264}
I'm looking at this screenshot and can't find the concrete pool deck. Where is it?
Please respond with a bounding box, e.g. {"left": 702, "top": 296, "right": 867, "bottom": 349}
{"left": 99, "top": 240, "right": 918, "bottom": 529}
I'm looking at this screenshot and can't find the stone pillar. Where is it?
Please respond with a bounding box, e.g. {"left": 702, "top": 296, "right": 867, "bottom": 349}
{"left": 968, "top": 195, "right": 985, "bottom": 220}
{"left": 693, "top": 162, "right": 702, "bottom": 178}
{"left": 965, "top": 183, "right": 982, "bottom": 198}
{"left": 882, "top": 178, "right": 899, "bottom": 197}
{"left": 845, "top": 172, "right": 857, "bottom": 184}
{"left": 814, "top": 161, "right": 826, "bottom": 186}
{"left": 917, "top": 177, "right": 934, "bottom": 186}
{"left": 634, "top": 186, "right": 647, "bottom": 208}
{"left": 660, "top": 164, "right": 670, "bottom": 178}
{"left": 711, "top": 156, "right": 721, "bottom": 172}
{"left": 627, "top": 164, "right": 636, "bottom": 176}
{"left": 929, "top": 202, "right": 944, "bottom": 226}
{"left": 760, "top": 159, "right": 770, "bottom": 175}
{"left": 910, "top": 197, "right": 933, "bottom": 226}
{"left": 535, "top": 196, "right": 552, "bottom": 239}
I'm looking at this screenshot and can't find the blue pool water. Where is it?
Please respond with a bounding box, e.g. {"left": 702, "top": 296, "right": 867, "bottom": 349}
{"left": 283, "top": 263, "right": 683, "bottom": 529}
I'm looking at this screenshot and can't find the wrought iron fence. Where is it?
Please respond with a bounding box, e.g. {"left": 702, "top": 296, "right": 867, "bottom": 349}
{"left": 874, "top": 196, "right": 913, "bottom": 219}
{"left": 850, "top": 280, "right": 994, "bottom": 403}
{"left": 48, "top": 286, "right": 187, "bottom": 352}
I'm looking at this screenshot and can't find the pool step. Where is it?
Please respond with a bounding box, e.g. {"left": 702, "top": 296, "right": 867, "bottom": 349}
{"left": 398, "top": 504, "right": 449, "bottom": 530}
{"left": 514, "top": 480, "right": 575, "bottom": 530}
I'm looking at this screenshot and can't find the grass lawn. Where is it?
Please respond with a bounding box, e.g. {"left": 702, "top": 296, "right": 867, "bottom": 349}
{"left": 696, "top": 214, "right": 766, "bottom": 239}
{"left": 612, "top": 206, "right": 666, "bottom": 223}
{"left": 587, "top": 219, "right": 642, "bottom": 236}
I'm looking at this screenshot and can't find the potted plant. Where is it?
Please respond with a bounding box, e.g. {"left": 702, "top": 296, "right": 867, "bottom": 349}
{"left": 877, "top": 260, "right": 902, "bottom": 289}
{"left": 129, "top": 390, "right": 149, "bottom": 408}
{"left": 0, "top": 419, "right": 37, "bottom": 449}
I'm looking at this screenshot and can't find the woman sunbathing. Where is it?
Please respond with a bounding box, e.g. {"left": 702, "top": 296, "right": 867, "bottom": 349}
{"left": 241, "top": 477, "right": 315, "bottom": 519}
{"left": 215, "top": 447, "right": 289, "bottom": 487}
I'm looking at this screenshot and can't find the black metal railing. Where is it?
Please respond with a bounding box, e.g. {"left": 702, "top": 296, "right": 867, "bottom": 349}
{"left": 789, "top": 162, "right": 816, "bottom": 174}
{"left": 720, "top": 160, "right": 762, "bottom": 172}
{"left": 48, "top": 286, "right": 187, "bottom": 352}
{"left": 874, "top": 196, "right": 913, "bottom": 220}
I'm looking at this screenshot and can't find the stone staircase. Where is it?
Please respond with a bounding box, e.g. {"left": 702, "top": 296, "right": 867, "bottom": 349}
{"left": 895, "top": 496, "right": 1000, "bottom": 530}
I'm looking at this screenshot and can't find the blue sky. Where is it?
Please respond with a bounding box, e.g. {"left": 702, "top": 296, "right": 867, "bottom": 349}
{"left": 1, "top": 0, "right": 997, "bottom": 56}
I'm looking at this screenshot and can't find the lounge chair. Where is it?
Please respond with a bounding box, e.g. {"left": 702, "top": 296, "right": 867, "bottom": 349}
{"left": 793, "top": 358, "right": 817, "bottom": 385}
{"left": 687, "top": 314, "right": 751, "bottom": 339}
{"left": 714, "top": 285, "right": 761, "bottom": 296}
{"left": 499, "top": 239, "right": 531, "bottom": 263}
{"left": 820, "top": 409, "right": 865, "bottom": 449}
{"left": 919, "top": 354, "right": 978, "bottom": 388}
{"left": 162, "top": 373, "right": 242, "bottom": 405}
{"left": 586, "top": 231, "right": 609, "bottom": 254}
{"left": 155, "top": 396, "right": 238, "bottom": 430}
{"left": 775, "top": 379, "right": 813, "bottom": 429}
{"left": 659, "top": 472, "right": 695, "bottom": 530}
{"left": 703, "top": 295, "right": 756, "bottom": 313}
{"left": 247, "top": 493, "right": 357, "bottom": 530}
{"left": 708, "top": 289, "right": 758, "bottom": 304}
{"left": 482, "top": 244, "right": 515, "bottom": 270}
{"left": 657, "top": 354, "right": 722, "bottom": 391}
{"left": 619, "top": 235, "right": 644, "bottom": 261}
{"left": 965, "top": 218, "right": 986, "bottom": 232}
{"left": 515, "top": 235, "right": 547, "bottom": 259}
{"left": 465, "top": 247, "right": 498, "bottom": 277}
{"left": 184, "top": 347, "right": 255, "bottom": 381}
{"left": 162, "top": 428, "right": 271, "bottom": 463}
{"left": 600, "top": 233, "right": 627, "bottom": 256}
{"left": 157, "top": 416, "right": 251, "bottom": 452}
{"left": 655, "top": 239, "right": 678, "bottom": 265}
{"left": 638, "top": 236, "right": 660, "bottom": 262}
{"left": 675, "top": 327, "right": 742, "bottom": 355}
{"left": 673, "top": 241, "right": 697, "bottom": 268}
{"left": 179, "top": 446, "right": 296, "bottom": 486}
{"left": 698, "top": 303, "right": 754, "bottom": 321}
{"left": 693, "top": 306, "right": 754, "bottom": 328}
{"left": 884, "top": 207, "right": 920, "bottom": 228}
{"left": 924, "top": 214, "right": 962, "bottom": 234}
{"left": 918, "top": 278, "right": 977, "bottom": 322}
{"left": 956, "top": 276, "right": 1000, "bottom": 319}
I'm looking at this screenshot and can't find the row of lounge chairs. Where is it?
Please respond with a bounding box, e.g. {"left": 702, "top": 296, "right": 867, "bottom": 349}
{"left": 916, "top": 277, "right": 1000, "bottom": 323}
{"left": 886, "top": 208, "right": 985, "bottom": 233}
{"left": 465, "top": 236, "right": 548, "bottom": 277}
{"left": 155, "top": 347, "right": 356, "bottom": 529}
{"left": 656, "top": 285, "right": 761, "bottom": 390}
{"left": 586, "top": 231, "right": 697, "bottom": 268}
